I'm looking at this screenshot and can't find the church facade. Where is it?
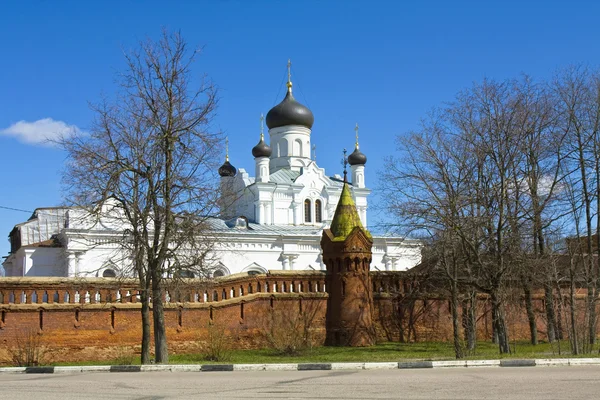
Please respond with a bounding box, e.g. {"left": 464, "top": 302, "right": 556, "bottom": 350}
{"left": 2, "top": 68, "right": 421, "bottom": 278}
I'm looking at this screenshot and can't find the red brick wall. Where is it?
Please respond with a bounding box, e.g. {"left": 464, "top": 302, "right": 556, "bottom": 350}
{"left": 0, "top": 273, "right": 592, "bottom": 364}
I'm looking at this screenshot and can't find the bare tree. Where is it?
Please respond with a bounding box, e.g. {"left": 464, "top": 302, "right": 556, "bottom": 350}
{"left": 381, "top": 108, "right": 476, "bottom": 358}
{"left": 61, "top": 31, "right": 221, "bottom": 364}
{"left": 511, "top": 77, "right": 566, "bottom": 345}
{"left": 553, "top": 66, "right": 600, "bottom": 348}
{"left": 382, "top": 77, "right": 563, "bottom": 354}
{"left": 383, "top": 66, "right": 600, "bottom": 355}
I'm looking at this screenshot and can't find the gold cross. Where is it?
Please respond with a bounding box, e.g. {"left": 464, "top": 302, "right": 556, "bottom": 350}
{"left": 260, "top": 113, "right": 264, "bottom": 139}
{"left": 355, "top": 123, "right": 360, "bottom": 149}
{"left": 286, "top": 59, "right": 293, "bottom": 91}
{"left": 225, "top": 136, "right": 229, "bottom": 162}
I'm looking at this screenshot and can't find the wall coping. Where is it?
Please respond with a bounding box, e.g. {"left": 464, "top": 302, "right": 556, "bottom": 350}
{"left": 0, "top": 292, "right": 329, "bottom": 311}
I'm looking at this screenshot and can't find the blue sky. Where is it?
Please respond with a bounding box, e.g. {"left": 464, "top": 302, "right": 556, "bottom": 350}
{"left": 1, "top": 0, "right": 600, "bottom": 257}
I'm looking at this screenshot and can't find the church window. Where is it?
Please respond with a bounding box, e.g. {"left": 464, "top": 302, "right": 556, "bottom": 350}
{"left": 213, "top": 269, "right": 225, "bottom": 278}
{"left": 304, "top": 199, "right": 312, "bottom": 223}
{"left": 315, "top": 200, "right": 322, "bottom": 222}
{"left": 176, "top": 270, "right": 195, "bottom": 278}
{"left": 102, "top": 269, "right": 116, "bottom": 278}
{"left": 280, "top": 139, "right": 288, "bottom": 157}
{"left": 294, "top": 139, "right": 303, "bottom": 156}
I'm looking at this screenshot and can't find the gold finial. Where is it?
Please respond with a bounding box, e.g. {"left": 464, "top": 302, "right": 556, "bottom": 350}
{"left": 354, "top": 123, "right": 360, "bottom": 150}
{"left": 286, "top": 59, "right": 293, "bottom": 92}
{"left": 260, "top": 113, "right": 264, "bottom": 140}
{"left": 225, "top": 136, "right": 230, "bottom": 162}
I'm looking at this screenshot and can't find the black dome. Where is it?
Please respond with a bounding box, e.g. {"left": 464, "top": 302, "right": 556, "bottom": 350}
{"left": 266, "top": 90, "right": 314, "bottom": 130}
{"left": 218, "top": 160, "right": 237, "bottom": 177}
{"left": 252, "top": 137, "right": 272, "bottom": 158}
{"left": 348, "top": 147, "right": 367, "bottom": 166}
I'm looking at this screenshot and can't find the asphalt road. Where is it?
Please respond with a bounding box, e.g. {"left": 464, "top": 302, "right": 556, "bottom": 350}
{"left": 1, "top": 366, "right": 599, "bottom": 399}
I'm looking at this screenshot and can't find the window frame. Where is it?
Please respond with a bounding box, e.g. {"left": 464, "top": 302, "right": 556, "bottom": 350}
{"left": 315, "top": 199, "right": 323, "bottom": 223}
{"left": 304, "top": 199, "right": 312, "bottom": 223}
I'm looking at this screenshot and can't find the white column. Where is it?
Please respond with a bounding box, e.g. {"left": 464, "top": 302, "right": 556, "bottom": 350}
{"left": 293, "top": 202, "right": 301, "bottom": 226}
{"left": 384, "top": 255, "right": 392, "bottom": 271}
{"left": 76, "top": 252, "right": 85, "bottom": 276}
{"left": 255, "top": 201, "right": 262, "bottom": 224}
{"left": 67, "top": 252, "right": 77, "bottom": 277}
{"left": 282, "top": 257, "right": 290, "bottom": 270}
{"left": 258, "top": 202, "right": 265, "bottom": 224}
{"left": 319, "top": 252, "right": 326, "bottom": 270}
{"left": 290, "top": 255, "right": 297, "bottom": 270}
{"left": 265, "top": 203, "right": 272, "bottom": 225}
{"left": 75, "top": 252, "right": 81, "bottom": 276}
{"left": 359, "top": 207, "right": 367, "bottom": 227}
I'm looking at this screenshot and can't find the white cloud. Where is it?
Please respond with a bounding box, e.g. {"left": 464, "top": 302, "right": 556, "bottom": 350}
{"left": 0, "top": 118, "right": 80, "bottom": 146}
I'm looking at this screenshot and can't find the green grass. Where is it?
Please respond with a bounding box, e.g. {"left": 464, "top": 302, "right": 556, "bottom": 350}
{"left": 47, "top": 340, "right": 600, "bottom": 366}
{"left": 173, "top": 341, "right": 592, "bottom": 364}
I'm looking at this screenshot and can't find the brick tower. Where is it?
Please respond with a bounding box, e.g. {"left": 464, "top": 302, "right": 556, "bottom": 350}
{"left": 321, "top": 174, "right": 375, "bottom": 346}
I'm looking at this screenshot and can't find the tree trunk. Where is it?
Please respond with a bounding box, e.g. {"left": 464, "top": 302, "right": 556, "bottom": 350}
{"left": 397, "top": 299, "right": 406, "bottom": 343}
{"left": 569, "top": 267, "right": 580, "bottom": 355}
{"left": 152, "top": 282, "right": 169, "bottom": 364}
{"left": 555, "top": 286, "right": 564, "bottom": 341}
{"left": 408, "top": 300, "right": 416, "bottom": 342}
{"left": 490, "top": 299, "right": 498, "bottom": 345}
{"left": 450, "top": 282, "right": 463, "bottom": 359}
{"left": 587, "top": 285, "right": 596, "bottom": 345}
{"left": 522, "top": 279, "right": 538, "bottom": 345}
{"left": 462, "top": 291, "right": 477, "bottom": 352}
{"left": 491, "top": 292, "right": 510, "bottom": 354}
{"left": 140, "top": 288, "right": 152, "bottom": 364}
{"left": 544, "top": 283, "right": 556, "bottom": 343}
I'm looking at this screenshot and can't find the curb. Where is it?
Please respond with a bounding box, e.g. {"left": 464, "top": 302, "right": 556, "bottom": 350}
{"left": 399, "top": 361, "right": 433, "bottom": 369}
{"left": 298, "top": 363, "right": 331, "bottom": 371}
{"left": 1, "top": 358, "right": 599, "bottom": 374}
{"left": 500, "top": 359, "right": 536, "bottom": 367}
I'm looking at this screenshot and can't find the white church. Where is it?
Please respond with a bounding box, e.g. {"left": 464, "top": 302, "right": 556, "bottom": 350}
{"left": 2, "top": 68, "right": 421, "bottom": 278}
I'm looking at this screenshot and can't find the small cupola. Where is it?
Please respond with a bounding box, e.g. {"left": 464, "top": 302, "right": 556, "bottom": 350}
{"left": 348, "top": 123, "right": 367, "bottom": 166}
{"left": 218, "top": 137, "right": 237, "bottom": 177}
{"left": 252, "top": 114, "right": 272, "bottom": 158}
{"left": 218, "top": 161, "right": 236, "bottom": 177}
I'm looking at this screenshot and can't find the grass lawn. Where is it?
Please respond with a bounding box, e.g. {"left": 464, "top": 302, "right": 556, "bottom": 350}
{"left": 51, "top": 340, "right": 598, "bottom": 366}
{"left": 171, "top": 340, "right": 593, "bottom": 365}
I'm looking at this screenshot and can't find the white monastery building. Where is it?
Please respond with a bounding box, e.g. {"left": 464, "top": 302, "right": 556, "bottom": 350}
{"left": 2, "top": 66, "right": 421, "bottom": 278}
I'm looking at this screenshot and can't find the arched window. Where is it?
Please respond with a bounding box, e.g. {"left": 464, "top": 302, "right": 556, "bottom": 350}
{"left": 315, "top": 200, "right": 322, "bottom": 223}
{"left": 213, "top": 269, "right": 225, "bottom": 278}
{"left": 176, "top": 270, "right": 195, "bottom": 278}
{"left": 102, "top": 269, "right": 116, "bottom": 278}
{"left": 304, "top": 199, "right": 312, "bottom": 223}
{"left": 294, "top": 139, "right": 303, "bottom": 156}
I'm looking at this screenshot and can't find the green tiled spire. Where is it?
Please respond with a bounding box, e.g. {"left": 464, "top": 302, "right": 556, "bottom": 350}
{"left": 329, "top": 182, "right": 371, "bottom": 241}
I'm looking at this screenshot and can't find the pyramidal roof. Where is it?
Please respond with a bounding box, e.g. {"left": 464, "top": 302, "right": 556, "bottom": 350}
{"left": 329, "top": 182, "right": 372, "bottom": 241}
